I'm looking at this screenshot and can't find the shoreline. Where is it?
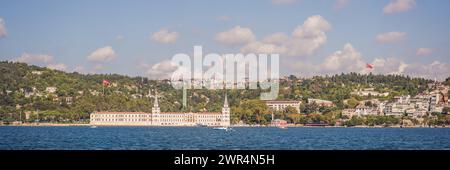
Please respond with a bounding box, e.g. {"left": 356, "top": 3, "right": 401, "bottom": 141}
{"left": 0, "top": 123, "right": 91, "bottom": 127}
{"left": 1, "top": 123, "right": 448, "bottom": 128}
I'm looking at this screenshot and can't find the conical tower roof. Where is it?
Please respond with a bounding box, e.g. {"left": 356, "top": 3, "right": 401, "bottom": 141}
{"left": 224, "top": 92, "right": 228, "bottom": 108}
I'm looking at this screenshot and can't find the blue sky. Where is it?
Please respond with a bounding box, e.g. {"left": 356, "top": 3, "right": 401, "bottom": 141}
{"left": 0, "top": 0, "right": 450, "bottom": 80}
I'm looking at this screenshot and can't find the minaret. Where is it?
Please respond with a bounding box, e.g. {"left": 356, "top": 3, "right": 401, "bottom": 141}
{"left": 221, "top": 92, "right": 231, "bottom": 126}
{"left": 224, "top": 94, "right": 229, "bottom": 108}
{"left": 151, "top": 89, "right": 161, "bottom": 125}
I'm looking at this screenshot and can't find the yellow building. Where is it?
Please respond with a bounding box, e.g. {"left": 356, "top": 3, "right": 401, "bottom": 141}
{"left": 265, "top": 100, "right": 301, "bottom": 113}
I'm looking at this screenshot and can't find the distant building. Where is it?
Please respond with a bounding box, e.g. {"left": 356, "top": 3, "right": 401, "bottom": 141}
{"left": 25, "top": 90, "right": 35, "bottom": 98}
{"left": 382, "top": 92, "right": 448, "bottom": 117}
{"left": 384, "top": 103, "right": 406, "bottom": 116}
{"left": 46, "top": 87, "right": 57, "bottom": 93}
{"left": 271, "top": 119, "right": 287, "bottom": 127}
{"left": 308, "top": 99, "right": 334, "bottom": 107}
{"left": 265, "top": 100, "right": 301, "bottom": 113}
{"left": 65, "top": 97, "right": 73, "bottom": 105}
{"left": 31, "top": 71, "right": 43, "bottom": 75}
{"left": 351, "top": 88, "right": 389, "bottom": 97}
{"left": 52, "top": 97, "right": 59, "bottom": 102}
{"left": 90, "top": 90, "right": 231, "bottom": 127}
{"left": 131, "top": 94, "right": 142, "bottom": 99}
{"left": 90, "top": 90, "right": 100, "bottom": 96}
{"left": 355, "top": 104, "right": 378, "bottom": 116}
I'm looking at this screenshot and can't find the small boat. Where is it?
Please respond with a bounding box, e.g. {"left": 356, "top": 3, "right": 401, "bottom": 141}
{"left": 279, "top": 126, "right": 287, "bottom": 129}
{"left": 213, "top": 127, "right": 232, "bottom": 131}
{"left": 195, "top": 123, "right": 208, "bottom": 127}
{"left": 90, "top": 126, "right": 97, "bottom": 128}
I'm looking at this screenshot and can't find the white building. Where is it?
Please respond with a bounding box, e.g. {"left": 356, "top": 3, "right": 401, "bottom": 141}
{"left": 351, "top": 88, "right": 389, "bottom": 97}
{"left": 265, "top": 100, "right": 301, "bottom": 113}
{"left": 46, "top": 87, "right": 57, "bottom": 93}
{"left": 32, "top": 71, "right": 43, "bottom": 75}
{"left": 308, "top": 99, "right": 334, "bottom": 107}
{"left": 355, "top": 105, "right": 378, "bottom": 116}
{"left": 65, "top": 97, "right": 73, "bottom": 105}
{"left": 90, "top": 90, "right": 231, "bottom": 127}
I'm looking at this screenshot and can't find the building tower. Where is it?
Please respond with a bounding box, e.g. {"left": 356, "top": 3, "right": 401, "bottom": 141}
{"left": 221, "top": 93, "right": 231, "bottom": 126}
{"left": 151, "top": 89, "right": 161, "bottom": 125}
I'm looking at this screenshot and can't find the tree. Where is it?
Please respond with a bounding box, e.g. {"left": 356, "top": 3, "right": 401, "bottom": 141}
{"left": 443, "top": 107, "right": 450, "bottom": 114}
{"left": 344, "top": 116, "right": 363, "bottom": 126}
{"left": 232, "top": 99, "right": 271, "bottom": 125}
{"left": 346, "top": 98, "right": 359, "bottom": 108}
{"left": 444, "top": 77, "right": 450, "bottom": 86}
{"left": 0, "top": 61, "right": 436, "bottom": 125}
{"left": 284, "top": 106, "right": 299, "bottom": 115}
{"left": 283, "top": 106, "right": 300, "bottom": 123}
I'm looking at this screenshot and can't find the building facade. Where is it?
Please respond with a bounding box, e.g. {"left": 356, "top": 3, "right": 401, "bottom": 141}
{"left": 271, "top": 119, "right": 287, "bottom": 127}
{"left": 265, "top": 100, "right": 301, "bottom": 113}
{"left": 355, "top": 104, "right": 379, "bottom": 116}
{"left": 90, "top": 91, "right": 231, "bottom": 127}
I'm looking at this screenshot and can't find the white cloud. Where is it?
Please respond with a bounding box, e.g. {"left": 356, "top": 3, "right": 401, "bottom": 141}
{"left": 286, "top": 43, "right": 367, "bottom": 76}
{"left": 145, "top": 60, "right": 180, "bottom": 80}
{"left": 215, "top": 26, "right": 255, "bottom": 45}
{"left": 15, "top": 53, "right": 70, "bottom": 73}
{"left": 241, "top": 32, "right": 289, "bottom": 54}
{"left": 240, "top": 15, "right": 331, "bottom": 57}
{"left": 0, "top": 17, "right": 6, "bottom": 38}
{"left": 383, "top": 0, "right": 416, "bottom": 14}
{"left": 262, "top": 32, "right": 289, "bottom": 44}
{"left": 286, "top": 43, "right": 450, "bottom": 80}
{"left": 241, "top": 41, "right": 287, "bottom": 54}
{"left": 371, "top": 57, "right": 408, "bottom": 75}
{"left": 73, "top": 65, "right": 85, "bottom": 73}
{"left": 271, "top": 0, "right": 298, "bottom": 5}
{"left": 151, "top": 29, "right": 179, "bottom": 44}
{"left": 15, "top": 53, "right": 54, "bottom": 64}
{"left": 292, "top": 15, "right": 331, "bottom": 38}
{"left": 321, "top": 43, "right": 365, "bottom": 73}
{"left": 87, "top": 46, "right": 117, "bottom": 62}
{"left": 335, "top": 0, "right": 349, "bottom": 10}
{"left": 416, "top": 48, "right": 433, "bottom": 56}
{"left": 403, "top": 61, "right": 450, "bottom": 80}
{"left": 288, "top": 15, "right": 331, "bottom": 56}
{"left": 376, "top": 32, "right": 407, "bottom": 44}
{"left": 46, "top": 63, "right": 67, "bottom": 71}
{"left": 366, "top": 56, "right": 450, "bottom": 80}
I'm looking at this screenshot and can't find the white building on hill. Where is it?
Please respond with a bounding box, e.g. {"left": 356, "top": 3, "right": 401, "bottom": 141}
{"left": 265, "top": 100, "right": 301, "bottom": 113}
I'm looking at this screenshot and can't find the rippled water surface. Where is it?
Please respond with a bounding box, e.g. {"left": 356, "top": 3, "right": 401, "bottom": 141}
{"left": 0, "top": 126, "right": 449, "bottom": 150}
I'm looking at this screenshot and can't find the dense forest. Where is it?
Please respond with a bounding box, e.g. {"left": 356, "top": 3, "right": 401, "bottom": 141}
{"left": 1, "top": 61, "right": 448, "bottom": 125}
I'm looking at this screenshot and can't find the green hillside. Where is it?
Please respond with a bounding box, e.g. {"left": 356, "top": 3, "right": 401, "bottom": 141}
{"left": 0, "top": 61, "right": 442, "bottom": 125}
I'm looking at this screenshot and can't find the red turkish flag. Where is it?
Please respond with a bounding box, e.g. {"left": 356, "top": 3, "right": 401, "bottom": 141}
{"left": 366, "top": 63, "right": 374, "bottom": 69}
{"left": 102, "top": 79, "right": 110, "bottom": 87}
